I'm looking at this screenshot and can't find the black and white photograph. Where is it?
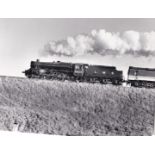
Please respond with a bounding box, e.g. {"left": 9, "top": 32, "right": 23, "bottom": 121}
{"left": 0, "top": 18, "right": 155, "bottom": 136}
{"left": 1, "top": 1, "right": 155, "bottom": 155}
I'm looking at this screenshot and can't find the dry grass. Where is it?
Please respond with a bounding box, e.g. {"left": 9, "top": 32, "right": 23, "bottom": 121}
{"left": 0, "top": 76, "right": 155, "bottom": 135}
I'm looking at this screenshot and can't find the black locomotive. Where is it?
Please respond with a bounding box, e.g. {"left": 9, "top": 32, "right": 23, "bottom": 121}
{"left": 23, "top": 59, "right": 155, "bottom": 88}
{"left": 23, "top": 59, "right": 123, "bottom": 85}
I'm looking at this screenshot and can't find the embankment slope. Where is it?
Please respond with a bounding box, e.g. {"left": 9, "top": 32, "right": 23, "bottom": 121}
{"left": 0, "top": 76, "right": 155, "bottom": 135}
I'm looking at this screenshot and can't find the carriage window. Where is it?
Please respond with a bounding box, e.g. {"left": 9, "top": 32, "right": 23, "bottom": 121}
{"left": 134, "top": 71, "right": 138, "bottom": 75}
{"left": 111, "top": 72, "right": 114, "bottom": 75}
{"left": 102, "top": 71, "right": 106, "bottom": 74}
{"left": 94, "top": 70, "right": 97, "bottom": 74}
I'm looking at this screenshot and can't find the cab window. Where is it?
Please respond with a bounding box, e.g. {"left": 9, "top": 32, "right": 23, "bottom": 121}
{"left": 75, "top": 65, "right": 82, "bottom": 70}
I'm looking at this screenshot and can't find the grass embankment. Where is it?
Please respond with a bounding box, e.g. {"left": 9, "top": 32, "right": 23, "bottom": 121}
{"left": 0, "top": 76, "right": 154, "bottom": 135}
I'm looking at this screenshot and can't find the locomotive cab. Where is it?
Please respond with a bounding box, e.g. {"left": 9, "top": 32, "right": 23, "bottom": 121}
{"left": 73, "top": 64, "right": 85, "bottom": 77}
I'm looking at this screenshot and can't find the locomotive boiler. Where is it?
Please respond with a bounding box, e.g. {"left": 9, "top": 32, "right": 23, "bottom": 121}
{"left": 23, "top": 59, "right": 123, "bottom": 85}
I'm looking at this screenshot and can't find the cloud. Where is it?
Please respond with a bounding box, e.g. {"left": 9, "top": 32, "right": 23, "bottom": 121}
{"left": 42, "top": 29, "right": 155, "bottom": 57}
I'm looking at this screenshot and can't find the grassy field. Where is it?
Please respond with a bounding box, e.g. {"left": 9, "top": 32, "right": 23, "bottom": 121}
{"left": 0, "top": 76, "right": 155, "bottom": 135}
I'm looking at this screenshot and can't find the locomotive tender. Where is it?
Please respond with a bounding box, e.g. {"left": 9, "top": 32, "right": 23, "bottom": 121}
{"left": 23, "top": 59, "right": 155, "bottom": 88}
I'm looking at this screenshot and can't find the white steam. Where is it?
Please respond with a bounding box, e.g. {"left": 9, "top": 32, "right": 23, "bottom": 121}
{"left": 42, "top": 29, "right": 155, "bottom": 57}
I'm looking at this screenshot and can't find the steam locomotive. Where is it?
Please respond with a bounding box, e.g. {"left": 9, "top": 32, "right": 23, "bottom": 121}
{"left": 23, "top": 59, "right": 155, "bottom": 88}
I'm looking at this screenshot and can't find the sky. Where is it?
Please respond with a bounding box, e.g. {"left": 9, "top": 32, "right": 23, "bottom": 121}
{"left": 0, "top": 18, "right": 155, "bottom": 78}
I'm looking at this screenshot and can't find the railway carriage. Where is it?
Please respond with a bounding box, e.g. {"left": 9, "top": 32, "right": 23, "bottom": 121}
{"left": 127, "top": 66, "right": 155, "bottom": 88}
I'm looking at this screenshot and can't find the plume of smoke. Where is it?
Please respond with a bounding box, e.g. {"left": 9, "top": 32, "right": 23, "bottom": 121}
{"left": 42, "top": 29, "right": 155, "bottom": 57}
